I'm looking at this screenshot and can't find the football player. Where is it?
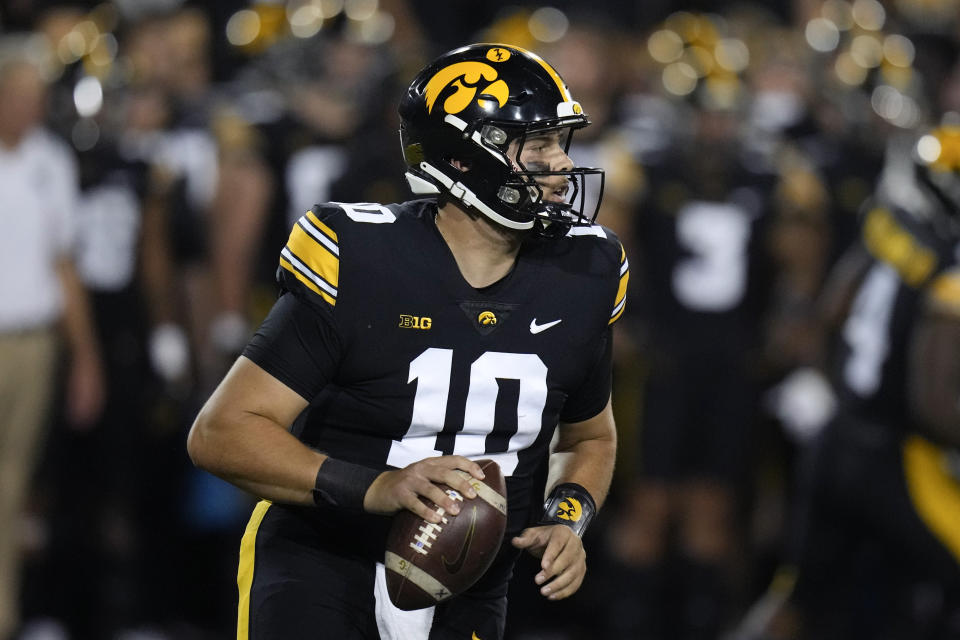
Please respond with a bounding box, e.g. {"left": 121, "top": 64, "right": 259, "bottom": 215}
{"left": 0, "top": 42, "right": 106, "bottom": 639}
{"left": 187, "top": 43, "right": 626, "bottom": 640}
{"left": 603, "top": 92, "right": 788, "bottom": 639}
{"left": 737, "top": 122, "right": 960, "bottom": 639}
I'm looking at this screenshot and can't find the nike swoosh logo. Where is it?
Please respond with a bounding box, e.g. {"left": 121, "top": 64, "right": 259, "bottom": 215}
{"left": 529, "top": 318, "right": 562, "bottom": 334}
{"left": 442, "top": 506, "right": 477, "bottom": 574}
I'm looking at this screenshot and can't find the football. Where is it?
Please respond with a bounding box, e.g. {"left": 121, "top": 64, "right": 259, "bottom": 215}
{"left": 384, "top": 459, "right": 508, "bottom": 610}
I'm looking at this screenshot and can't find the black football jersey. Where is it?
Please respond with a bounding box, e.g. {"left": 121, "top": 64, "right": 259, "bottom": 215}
{"left": 833, "top": 203, "right": 960, "bottom": 429}
{"left": 634, "top": 148, "right": 777, "bottom": 350}
{"left": 73, "top": 143, "right": 149, "bottom": 293}
{"left": 243, "top": 198, "right": 628, "bottom": 536}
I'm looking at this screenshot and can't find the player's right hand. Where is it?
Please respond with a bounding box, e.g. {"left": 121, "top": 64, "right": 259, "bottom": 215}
{"left": 362, "top": 455, "right": 485, "bottom": 523}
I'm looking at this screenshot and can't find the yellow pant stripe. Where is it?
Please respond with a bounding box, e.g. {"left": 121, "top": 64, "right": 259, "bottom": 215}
{"left": 903, "top": 435, "right": 960, "bottom": 563}
{"left": 237, "top": 500, "right": 271, "bottom": 640}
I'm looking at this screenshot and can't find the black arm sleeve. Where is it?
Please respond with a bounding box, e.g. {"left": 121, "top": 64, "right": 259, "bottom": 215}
{"left": 559, "top": 327, "right": 613, "bottom": 423}
{"left": 241, "top": 292, "right": 343, "bottom": 401}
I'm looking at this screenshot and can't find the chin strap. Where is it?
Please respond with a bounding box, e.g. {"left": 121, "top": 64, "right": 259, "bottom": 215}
{"left": 405, "top": 171, "right": 441, "bottom": 195}
{"left": 414, "top": 161, "right": 534, "bottom": 231}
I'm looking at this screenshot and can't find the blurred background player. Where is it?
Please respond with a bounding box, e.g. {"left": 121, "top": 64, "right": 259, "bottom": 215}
{"left": 599, "top": 13, "right": 831, "bottom": 640}
{"left": 0, "top": 38, "right": 106, "bottom": 640}
{"left": 735, "top": 119, "right": 960, "bottom": 640}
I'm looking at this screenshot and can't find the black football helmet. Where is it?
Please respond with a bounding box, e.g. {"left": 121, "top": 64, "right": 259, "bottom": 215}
{"left": 398, "top": 43, "right": 604, "bottom": 236}
{"left": 914, "top": 122, "right": 960, "bottom": 238}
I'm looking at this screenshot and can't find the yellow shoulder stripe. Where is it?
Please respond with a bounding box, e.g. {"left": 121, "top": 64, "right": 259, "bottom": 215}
{"left": 306, "top": 210, "right": 338, "bottom": 244}
{"left": 286, "top": 223, "right": 339, "bottom": 286}
{"left": 610, "top": 244, "right": 629, "bottom": 325}
{"left": 862, "top": 207, "right": 937, "bottom": 286}
{"left": 280, "top": 255, "right": 336, "bottom": 307}
{"left": 279, "top": 212, "right": 340, "bottom": 307}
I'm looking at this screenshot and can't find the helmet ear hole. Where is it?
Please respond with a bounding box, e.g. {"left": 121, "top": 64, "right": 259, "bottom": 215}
{"left": 481, "top": 125, "right": 509, "bottom": 146}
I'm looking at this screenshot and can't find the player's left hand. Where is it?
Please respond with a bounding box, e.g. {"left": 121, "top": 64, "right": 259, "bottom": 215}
{"left": 511, "top": 524, "right": 585, "bottom": 600}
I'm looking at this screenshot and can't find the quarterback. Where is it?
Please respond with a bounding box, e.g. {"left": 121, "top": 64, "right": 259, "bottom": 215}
{"left": 188, "top": 43, "right": 627, "bottom": 639}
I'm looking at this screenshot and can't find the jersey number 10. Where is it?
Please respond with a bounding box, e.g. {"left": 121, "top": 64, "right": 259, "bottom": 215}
{"left": 386, "top": 348, "right": 548, "bottom": 476}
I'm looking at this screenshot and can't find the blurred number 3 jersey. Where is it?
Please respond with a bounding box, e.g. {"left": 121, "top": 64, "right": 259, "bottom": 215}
{"left": 246, "top": 198, "right": 627, "bottom": 527}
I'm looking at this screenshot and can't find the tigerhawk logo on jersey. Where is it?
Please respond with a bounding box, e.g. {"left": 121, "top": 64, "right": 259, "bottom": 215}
{"left": 399, "top": 315, "right": 432, "bottom": 330}
{"left": 478, "top": 311, "right": 498, "bottom": 326}
{"left": 459, "top": 301, "right": 516, "bottom": 336}
{"left": 556, "top": 497, "right": 583, "bottom": 522}
{"left": 424, "top": 55, "right": 510, "bottom": 115}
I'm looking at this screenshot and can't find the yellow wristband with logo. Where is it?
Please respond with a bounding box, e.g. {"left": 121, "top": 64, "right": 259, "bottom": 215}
{"left": 539, "top": 483, "right": 596, "bottom": 537}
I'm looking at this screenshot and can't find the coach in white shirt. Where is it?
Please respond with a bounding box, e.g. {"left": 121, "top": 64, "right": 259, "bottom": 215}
{"left": 0, "top": 47, "right": 105, "bottom": 637}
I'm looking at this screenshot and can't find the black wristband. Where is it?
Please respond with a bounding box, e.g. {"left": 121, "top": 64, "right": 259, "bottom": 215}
{"left": 539, "top": 482, "right": 597, "bottom": 537}
{"left": 312, "top": 458, "right": 381, "bottom": 511}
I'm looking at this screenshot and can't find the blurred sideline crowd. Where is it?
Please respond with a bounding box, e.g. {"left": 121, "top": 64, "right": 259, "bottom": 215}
{"left": 0, "top": 0, "right": 959, "bottom": 639}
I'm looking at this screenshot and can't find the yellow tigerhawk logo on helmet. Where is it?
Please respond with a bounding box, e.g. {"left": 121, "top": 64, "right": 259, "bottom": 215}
{"left": 425, "top": 55, "right": 510, "bottom": 115}
{"left": 556, "top": 497, "right": 582, "bottom": 522}
{"left": 478, "top": 311, "right": 498, "bottom": 326}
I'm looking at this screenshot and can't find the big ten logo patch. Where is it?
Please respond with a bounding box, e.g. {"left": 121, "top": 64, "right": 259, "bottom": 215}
{"left": 399, "top": 315, "right": 432, "bottom": 330}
